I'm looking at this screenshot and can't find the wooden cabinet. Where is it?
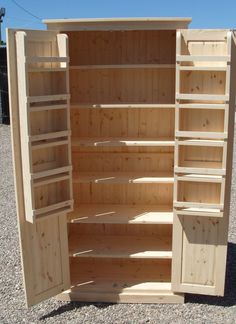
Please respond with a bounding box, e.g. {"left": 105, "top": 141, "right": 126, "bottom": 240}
{"left": 7, "top": 18, "right": 236, "bottom": 307}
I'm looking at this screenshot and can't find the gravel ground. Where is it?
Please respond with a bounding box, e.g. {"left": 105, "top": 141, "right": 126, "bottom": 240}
{"left": 1, "top": 123, "right": 236, "bottom": 324}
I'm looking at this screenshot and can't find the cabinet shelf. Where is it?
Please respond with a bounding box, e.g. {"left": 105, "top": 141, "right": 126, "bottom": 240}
{"left": 176, "top": 93, "right": 229, "bottom": 101}
{"left": 34, "top": 200, "right": 73, "bottom": 217}
{"left": 70, "top": 103, "right": 175, "bottom": 109}
{"left": 179, "top": 66, "right": 227, "bottom": 71}
{"left": 69, "top": 234, "right": 172, "bottom": 259}
{"left": 62, "top": 280, "right": 183, "bottom": 303}
{"left": 175, "top": 130, "right": 227, "bottom": 139}
{"left": 70, "top": 64, "right": 175, "bottom": 70}
{"left": 73, "top": 171, "right": 174, "bottom": 184}
{"left": 30, "top": 130, "right": 71, "bottom": 142}
{"left": 28, "top": 67, "right": 67, "bottom": 72}
{"left": 26, "top": 56, "right": 69, "bottom": 63}
{"left": 27, "top": 94, "right": 70, "bottom": 103}
{"left": 68, "top": 204, "right": 173, "bottom": 224}
{"left": 31, "top": 165, "right": 72, "bottom": 180}
{"left": 30, "top": 104, "right": 68, "bottom": 112}
{"left": 33, "top": 172, "right": 70, "bottom": 187}
{"left": 178, "top": 103, "right": 227, "bottom": 110}
{"left": 175, "top": 207, "right": 223, "bottom": 217}
{"left": 176, "top": 55, "right": 230, "bottom": 62}
{"left": 71, "top": 137, "right": 175, "bottom": 147}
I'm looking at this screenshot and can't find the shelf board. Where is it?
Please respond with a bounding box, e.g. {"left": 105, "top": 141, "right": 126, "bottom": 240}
{"left": 176, "top": 55, "right": 230, "bottom": 62}
{"left": 176, "top": 93, "right": 229, "bottom": 101}
{"left": 73, "top": 171, "right": 174, "bottom": 184}
{"left": 31, "top": 165, "right": 72, "bottom": 180}
{"left": 71, "top": 137, "right": 175, "bottom": 147}
{"left": 68, "top": 204, "right": 173, "bottom": 224}
{"left": 34, "top": 200, "right": 73, "bottom": 217}
{"left": 30, "top": 104, "right": 68, "bottom": 112}
{"left": 59, "top": 280, "right": 184, "bottom": 303}
{"left": 176, "top": 139, "right": 225, "bottom": 147}
{"left": 175, "top": 130, "right": 227, "bottom": 139}
{"left": 69, "top": 234, "right": 172, "bottom": 259}
{"left": 175, "top": 207, "right": 223, "bottom": 217}
{"left": 176, "top": 173, "right": 223, "bottom": 183}
{"left": 33, "top": 172, "right": 70, "bottom": 187}
{"left": 175, "top": 166, "right": 226, "bottom": 176}
{"left": 70, "top": 64, "right": 175, "bottom": 70}
{"left": 70, "top": 103, "right": 175, "bottom": 109}
{"left": 31, "top": 138, "right": 69, "bottom": 150}
{"left": 174, "top": 201, "right": 223, "bottom": 209}
{"left": 26, "top": 56, "right": 69, "bottom": 63}
{"left": 30, "top": 130, "right": 71, "bottom": 142}
{"left": 179, "top": 66, "right": 227, "bottom": 71}
{"left": 178, "top": 103, "right": 227, "bottom": 110}
{"left": 27, "top": 94, "right": 70, "bottom": 103}
{"left": 28, "top": 67, "right": 67, "bottom": 72}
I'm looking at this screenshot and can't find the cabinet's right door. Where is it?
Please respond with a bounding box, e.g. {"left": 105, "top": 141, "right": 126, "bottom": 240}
{"left": 172, "top": 29, "right": 236, "bottom": 295}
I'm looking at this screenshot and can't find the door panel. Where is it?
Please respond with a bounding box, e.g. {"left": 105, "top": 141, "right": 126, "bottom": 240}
{"left": 172, "top": 29, "right": 236, "bottom": 296}
{"left": 7, "top": 29, "right": 71, "bottom": 306}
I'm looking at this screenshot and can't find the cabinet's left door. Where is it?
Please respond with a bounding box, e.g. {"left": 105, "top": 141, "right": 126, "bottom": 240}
{"left": 7, "top": 29, "right": 72, "bottom": 306}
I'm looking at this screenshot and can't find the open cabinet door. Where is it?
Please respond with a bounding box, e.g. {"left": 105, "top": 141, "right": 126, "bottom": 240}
{"left": 172, "top": 29, "right": 236, "bottom": 296}
{"left": 7, "top": 29, "right": 73, "bottom": 306}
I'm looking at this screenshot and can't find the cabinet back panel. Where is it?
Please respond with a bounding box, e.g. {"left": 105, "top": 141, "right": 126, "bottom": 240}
{"left": 178, "top": 146, "right": 223, "bottom": 169}
{"left": 74, "top": 183, "right": 173, "bottom": 205}
{"left": 30, "top": 109, "right": 68, "bottom": 135}
{"left": 34, "top": 179, "right": 70, "bottom": 209}
{"left": 29, "top": 72, "right": 67, "bottom": 96}
{"left": 66, "top": 30, "right": 176, "bottom": 65}
{"left": 179, "top": 109, "right": 224, "bottom": 132}
{"left": 177, "top": 181, "right": 221, "bottom": 204}
{"left": 70, "top": 258, "right": 171, "bottom": 284}
{"left": 32, "top": 145, "right": 69, "bottom": 173}
{"left": 70, "top": 69, "right": 175, "bottom": 104}
{"left": 180, "top": 71, "right": 226, "bottom": 95}
{"left": 71, "top": 108, "right": 174, "bottom": 138}
{"left": 72, "top": 152, "right": 174, "bottom": 172}
{"left": 69, "top": 223, "right": 172, "bottom": 237}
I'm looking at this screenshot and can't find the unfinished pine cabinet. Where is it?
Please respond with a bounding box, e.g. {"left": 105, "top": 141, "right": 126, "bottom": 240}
{"left": 7, "top": 18, "right": 236, "bottom": 306}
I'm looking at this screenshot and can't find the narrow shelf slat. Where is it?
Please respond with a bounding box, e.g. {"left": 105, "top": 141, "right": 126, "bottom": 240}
{"left": 34, "top": 200, "right": 73, "bottom": 216}
{"left": 176, "top": 55, "right": 230, "bottom": 62}
{"left": 33, "top": 172, "right": 70, "bottom": 187}
{"left": 28, "top": 67, "right": 67, "bottom": 72}
{"left": 178, "top": 103, "right": 227, "bottom": 110}
{"left": 71, "top": 137, "right": 175, "bottom": 147}
{"left": 179, "top": 66, "right": 227, "bottom": 71}
{"left": 27, "top": 94, "right": 70, "bottom": 103}
{"left": 176, "top": 93, "right": 229, "bottom": 101}
{"left": 30, "top": 130, "right": 71, "bottom": 142}
{"left": 73, "top": 171, "right": 174, "bottom": 184}
{"left": 175, "top": 207, "right": 223, "bottom": 217}
{"left": 31, "top": 138, "right": 69, "bottom": 150}
{"left": 69, "top": 235, "right": 172, "bottom": 259}
{"left": 31, "top": 165, "right": 72, "bottom": 180}
{"left": 174, "top": 201, "right": 223, "bottom": 209}
{"left": 30, "top": 104, "right": 68, "bottom": 112}
{"left": 174, "top": 166, "right": 226, "bottom": 176}
{"left": 176, "top": 139, "right": 225, "bottom": 147}
{"left": 70, "top": 103, "right": 175, "bottom": 109}
{"left": 175, "top": 130, "right": 227, "bottom": 139}
{"left": 70, "top": 64, "right": 175, "bottom": 70}
{"left": 176, "top": 174, "right": 223, "bottom": 183}
{"left": 26, "top": 56, "right": 69, "bottom": 63}
{"left": 68, "top": 204, "right": 173, "bottom": 224}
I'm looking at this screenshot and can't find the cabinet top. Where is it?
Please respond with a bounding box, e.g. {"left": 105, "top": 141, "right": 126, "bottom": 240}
{"left": 43, "top": 17, "right": 192, "bottom": 31}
